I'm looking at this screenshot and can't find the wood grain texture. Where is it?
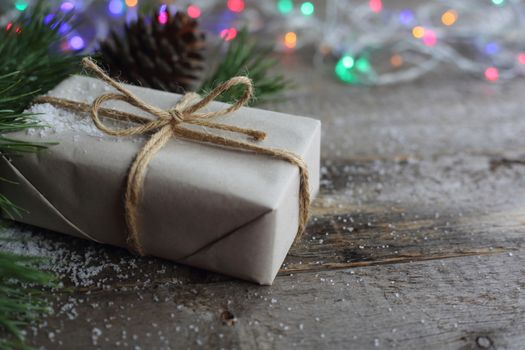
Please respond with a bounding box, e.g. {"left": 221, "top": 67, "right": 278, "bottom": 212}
{"left": 25, "top": 252, "right": 525, "bottom": 350}
{"left": 5, "top": 51, "right": 525, "bottom": 349}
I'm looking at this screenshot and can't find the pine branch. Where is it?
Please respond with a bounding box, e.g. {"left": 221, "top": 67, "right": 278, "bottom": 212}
{"left": 0, "top": 2, "right": 82, "bottom": 151}
{"left": 0, "top": 2, "right": 83, "bottom": 347}
{"left": 0, "top": 1, "right": 82, "bottom": 175}
{"left": 199, "top": 28, "right": 292, "bottom": 105}
{"left": 0, "top": 242, "right": 55, "bottom": 349}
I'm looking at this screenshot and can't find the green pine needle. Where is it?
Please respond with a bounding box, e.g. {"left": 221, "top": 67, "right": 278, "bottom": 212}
{"left": 199, "top": 28, "right": 292, "bottom": 105}
{"left": 0, "top": 2, "right": 83, "bottom": 348}
{"left": 0, "top": 243, "right": 56, "bottom": 349}
{"left": 0, "top": 2, "right": 81, "bottom": 154}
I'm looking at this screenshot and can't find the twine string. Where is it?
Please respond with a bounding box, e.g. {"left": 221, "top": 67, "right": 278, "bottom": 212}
{"left": 34, "top": 57, "right": 310, "bottom": 256}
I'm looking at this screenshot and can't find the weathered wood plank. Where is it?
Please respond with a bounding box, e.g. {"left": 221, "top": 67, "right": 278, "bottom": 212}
{"left": 4, "top": 48, "right": 525, "bottom": 350}
{"left": 284, "top": 155, "right": 525, "bottom": 274}
{"left": 25, "top": 251, "right": 525, "bottom": 349}
{"left": 270, "top": 57, "right": 525, "bottom": 274}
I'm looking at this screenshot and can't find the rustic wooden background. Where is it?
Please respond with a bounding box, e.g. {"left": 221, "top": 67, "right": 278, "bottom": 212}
{"left": 9, "top": 49, "right": 525, "bottom": 349}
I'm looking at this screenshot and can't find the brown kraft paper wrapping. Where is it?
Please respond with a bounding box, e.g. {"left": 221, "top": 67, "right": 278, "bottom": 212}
{"left": 0, "top": 75, "right": 321, "bottom": 285}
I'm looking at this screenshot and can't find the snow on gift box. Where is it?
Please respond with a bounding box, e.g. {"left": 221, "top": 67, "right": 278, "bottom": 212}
{"left": 0, "top": 62, "right": 320, "bottom": 285}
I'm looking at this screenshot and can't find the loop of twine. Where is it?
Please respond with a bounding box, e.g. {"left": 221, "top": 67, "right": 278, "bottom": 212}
{"left": 34, "top": 57, "right": 310, "bottom": 256}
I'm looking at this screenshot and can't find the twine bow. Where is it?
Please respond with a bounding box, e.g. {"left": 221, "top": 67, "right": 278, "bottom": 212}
{"left": 35, "top": 58, "right": 310, "bottom": 256}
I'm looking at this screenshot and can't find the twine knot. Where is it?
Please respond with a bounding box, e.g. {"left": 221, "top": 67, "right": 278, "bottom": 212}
{"left": 168, "top": 109, "right": 184, "bottom": 125}
{"left": 34, "top": 58, "right": 311, "bottom": 256}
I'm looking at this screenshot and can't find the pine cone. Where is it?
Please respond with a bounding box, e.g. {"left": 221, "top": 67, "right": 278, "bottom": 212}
{"left": 98, "top": 11, "right": 206, "bottom": 93}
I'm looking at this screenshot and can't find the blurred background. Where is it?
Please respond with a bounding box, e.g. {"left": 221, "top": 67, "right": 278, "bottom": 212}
{"left": 1, "top": 0, "right": 524, "bottom": 93}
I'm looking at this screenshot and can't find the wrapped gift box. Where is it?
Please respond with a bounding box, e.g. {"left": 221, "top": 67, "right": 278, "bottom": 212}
{"left": 0, "top": 76, "right": 320, "bottom": 285}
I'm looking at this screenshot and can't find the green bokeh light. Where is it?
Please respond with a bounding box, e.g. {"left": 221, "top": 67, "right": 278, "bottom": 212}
{"left": 356, "top": 57, "right": 371, "bottom": 73}
{"left": 491, "top": 0, "right": 504, "bottom": 5}
{"left": 335, "top": 57, "right": 358, "bottom": 84}
{"left": 300, "top": 2, "right": 315, "bottom": 16}
{"left": 15, "top": 1, "right": 28, "bottom": 11}
{"left": 342, "top": 55, "right": 354, "bottom": 69}
{"left": 277, "top": 0, "right": 294, "bottom": 14}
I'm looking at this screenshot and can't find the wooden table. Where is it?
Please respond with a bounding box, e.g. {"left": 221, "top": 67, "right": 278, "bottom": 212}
{"left": 19, "top": 53, "right": 525, "bottom": 349}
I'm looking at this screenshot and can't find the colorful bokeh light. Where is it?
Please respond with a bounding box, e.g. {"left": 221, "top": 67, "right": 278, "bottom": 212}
{"left": 187, "top": 5, "right": 201, "bottom": 18}
{"left": 335, "top": 57, "right": 358, "bottom": 84}
{"left": 399, "top": 9, "right": 414, "bottom": 26}
{"left": 441, "top": 10, "right": 457, "bottom": 26}
{"left": 108, "top": 0, "right": 124, "bottom": 15}
{"left": 125, "top": 0, "right": 138, "bottom": 7}
{"left": 277, "top": 0, "right": 293, "bottom": 14}
{"left": 369, "top": 0, "right": 382, "bottom": 13}
{"left": 484, "top": 67, "right": 499, "bottom": 81}
{"left": 60, "top": 1, "right": 75, "bottom": 12}
{"left": 15, "top": 1, "right": 28, "bottom": 11}
{"left": 157, "top": 11, "right": 168, "bottom": 24}
{"left": 284, "top": 31, "right": 297, "bottom": 48}
{"left": 356, "top": 57, "right": 371, "bottom": 73}
{"left": 69, "top": 36, "right": 85, "bottom": 50}
{"left": 58, "top": 22, "right": 70, "bottom": 35}
{"left": 44, "top": 14, "right": 55, "bottom": 25}
{"left": 227, "top": 0, "right": 245, "bottom": 13}
{"left": 300, "top": 2, "right": 315, "bottom": 16}
{"left": 220, "top": 27, "right": 238, "bottom": 41}
{"left": 518, "top": 53, "right": 525, "bottom": 65}
{"left": 423, "top": 30, "right": 437, "bottom": 46}
{"left": 342, "top": 55, "right": 354, "bottom": 69}
{"left": 484, "top": 42, "right": 499, "bottom": 55}
{"left": 412, "top": 26, "right": 425, "bottom": 39}
{"left": 390, "top": 54, "right": 403, "bottom": 67}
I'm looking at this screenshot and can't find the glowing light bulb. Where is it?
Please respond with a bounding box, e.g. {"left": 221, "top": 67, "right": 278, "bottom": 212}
{"left": 517, "top": 53, "right": 525, "bottom": 65}
{"left": 356, "top": 57, "right": 371, "bottom": 73}
{"left": 227, "top": 0, "right": 245, "bottom": 13}
{"left": 369, "top": 0, "right": 382, "bottom": 13}
{"left": 441, "top": 10, "right": 457, "bottom": 26}
{"left": 108, "top": 0, "right": 124, "bottom": 15}
{"left": 484, "top": 67, "right": 499, "bottom": 81}
{"left": 15, "top": 1, "right": 28, "bottom": 11}
{"left": 187, "top": 5, "right": 201, "bottom": 18}
{"left": 423, "top": 30, "right": 437, "bottom": 46}
{"left": 125, "top": 0, "right": 138, "bottom": 7}
{"left": 484, "top": 42, "right": 499, "bottom": 55}
{"left": 300, "top": 2, "right": 314, "bottom": 16}
{"left": 69, "top": 36, "right": 85, "bottom": 50}
{"left": 157, "top": 11, "right": 168, "bottom": 24}
{"left": 284, "top": 31, "right": 297, "bottom": 49}
{"left": 60, "top": 1, "right": 75, "bottom": 12}
{"left": 390, "top": 54, "right": 403, "bottom": 68}
{"left": 342, "top": 55, "right": 354, "bottom": 69}
{"left": 335, "top": 57, "right": 358, "bottom": 84}
{"left": 399, "top": 9, "right": 414, "bottom": 26}
{"left": 412, "top": 26, "right": 425, "bottom": 39}
{"left": 220, "top": 27, "right": 237, "bottom": 41}
{"left": 277, "top": 0, "right": 293, "bottom": 14}
{"left": 58, "top": 22, "right": 70, "bottom": 34}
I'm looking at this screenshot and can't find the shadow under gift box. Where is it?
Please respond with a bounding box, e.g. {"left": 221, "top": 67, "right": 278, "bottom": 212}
{"left": 0, "top": 76, "right": 320, "bottom": 285}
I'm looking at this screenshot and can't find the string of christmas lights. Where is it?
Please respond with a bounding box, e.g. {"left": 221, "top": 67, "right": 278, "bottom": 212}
{"left": 3, "top": 0, "right": 525, "bottom": 85}
{"left": 321, "top": 0, "right": 525, "bottom": 85}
